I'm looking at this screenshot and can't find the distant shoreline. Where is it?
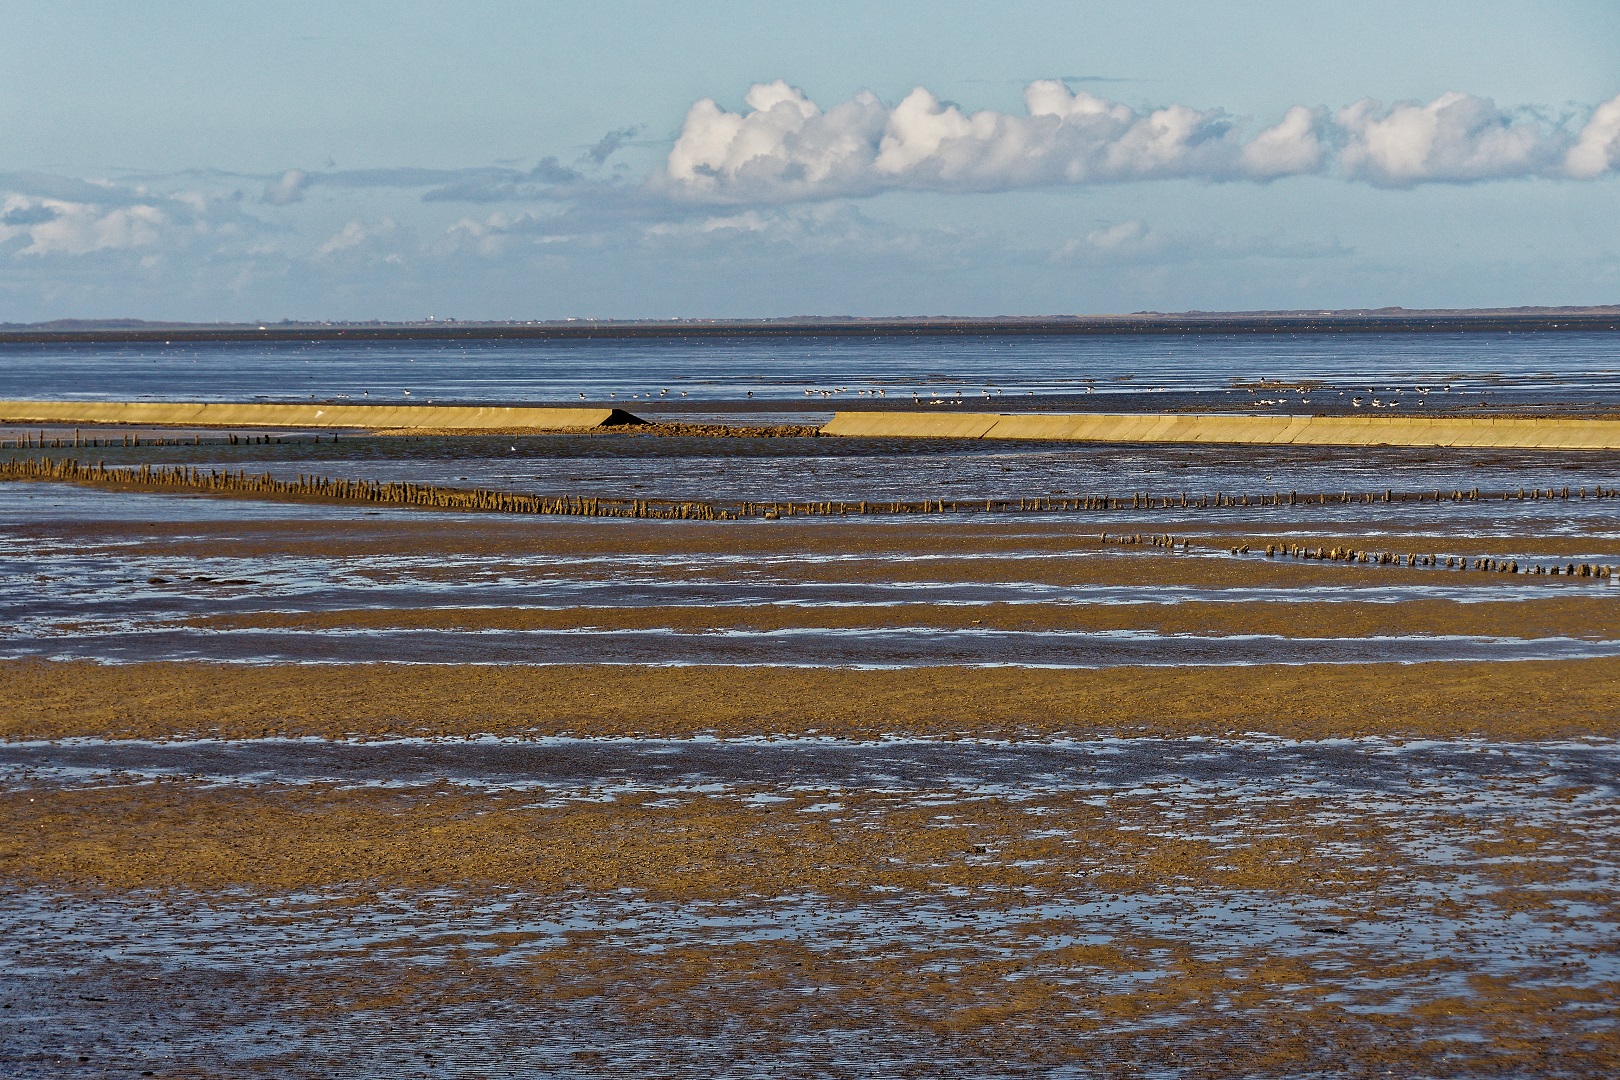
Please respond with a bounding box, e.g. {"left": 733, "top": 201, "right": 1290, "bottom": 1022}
{"left": 2, "top": 307, "right": 1619, "bottom": 343}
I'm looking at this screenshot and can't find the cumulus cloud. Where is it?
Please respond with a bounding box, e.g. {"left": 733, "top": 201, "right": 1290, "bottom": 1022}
{"left": 1568, "top": 93, "right": 1620, "bottom": 180}
{"left": 663, "top": 80, "right": 1316, "bottom": 202}
{"left": 1239, "top": 106, "right": 1331, "bottom": 178}
{"left": 262, "top": 169, "right": 308, "bottom": 205}
{"left": 663, "top": 82, "right": 1620, "bottom": 203}
{"left": 1336, "top": 92, "right": 1569, "bottom": 186}
{"left": 315, "top": 218, "right": 401, "bottom": 259}
{"left": 438, "top": 210, "right": 571, "bottom": 257}
{"left": 0, "top": 195, "right": 165, "bottom": 255}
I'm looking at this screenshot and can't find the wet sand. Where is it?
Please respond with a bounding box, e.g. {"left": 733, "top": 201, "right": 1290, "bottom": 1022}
{"left": 6, "top": 657, "right": 1620, "bottom": 742}
{"left": 3, "top": 728, "right": 1616, "bottom": 1076}
{"left": 3, "top": 441, "right": 1618, "bottom": 1076}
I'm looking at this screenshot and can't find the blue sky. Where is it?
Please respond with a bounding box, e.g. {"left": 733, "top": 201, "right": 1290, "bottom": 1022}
{"left": 1, "top": 0, "right": 1617, "bottom": 321}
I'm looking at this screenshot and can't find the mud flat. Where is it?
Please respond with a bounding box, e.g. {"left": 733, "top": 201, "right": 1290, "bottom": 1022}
{"left": 5, "top": 656, "right": 1620, "bottom": 743}
{"left": 3, "top": 456, "right": 1618, "bottom": 1076}
{"left": 2, "top": 720, "right": 1617, "bottom": 1076}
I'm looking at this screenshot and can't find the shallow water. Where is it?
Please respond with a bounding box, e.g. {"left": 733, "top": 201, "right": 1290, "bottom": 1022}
{"left": 3, "top": 734, "right": 1616, "bottom": 798}
{"left": 10, "top": 432, "right": 1620, "bottom": 508}
{"left": 3, "top": 330, "right": 1617, "bottom": 404}
{"left": 10, "top": 626, "right": 1620, "bottom": 668}
{"left": 3, "top": 481, "right": 1616, "bottom": 666}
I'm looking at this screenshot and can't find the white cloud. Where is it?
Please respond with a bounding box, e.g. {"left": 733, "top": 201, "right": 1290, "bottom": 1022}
{"left": 666, "top": 81, "right": 889, "bottom": 202}
{"left": 637, "top": 202, "right": 987, "bottom": 265}
{"left": 315, "top": 218, "right": 400, "bottom": 259}
{"left": 1240, "top": 106, "right": 1330, "bottom": 179}
{"left": 664, "top": 80, "right": 1308, "bottom": 203}
{"left": 263, "top": 169, "right": 309, "bottom": 205}
{"left": 664, "top": 83, "right": 1620, "bottom": 204}
{"left": 439, "top": 210, "right": 569, "bottom": 257}
{"left": 0, "top": 195, "right": 164, "bottom": 255}
{"left": 1337, "top": 93, "right": 1568, "bottom": 186}
{"left": 1568, "top": 93, "right": 1620, "bottom": 180}
{"left": 1058, "top": 220, "right": 1170, "bottom": 261}
{"left": 1054, "top": 220, "right": 1349, "bottom": 265}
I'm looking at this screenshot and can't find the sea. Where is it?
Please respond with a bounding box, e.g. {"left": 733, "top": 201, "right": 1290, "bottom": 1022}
{"left": 1, "top": 329, "right": 1618, "bottom": 406}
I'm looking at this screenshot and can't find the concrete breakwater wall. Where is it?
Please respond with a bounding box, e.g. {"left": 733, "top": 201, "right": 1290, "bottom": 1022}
{"left": 821, "top": 411, "right": 1620, "bottom": 450}
{"left": 0, "top": 401, "right": 645, "bottom": 431}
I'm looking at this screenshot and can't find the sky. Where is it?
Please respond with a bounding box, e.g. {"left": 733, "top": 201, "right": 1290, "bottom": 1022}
{"left": 1, "top": 0, "right": 1617, "bottom": 321}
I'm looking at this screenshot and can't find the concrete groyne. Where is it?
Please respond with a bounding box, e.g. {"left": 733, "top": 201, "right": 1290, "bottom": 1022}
{"left": 0, "top": 401, "right": 645, "bottom": 431}
{"left": 820, "top": 411, "right": 1620, "bottom": 450}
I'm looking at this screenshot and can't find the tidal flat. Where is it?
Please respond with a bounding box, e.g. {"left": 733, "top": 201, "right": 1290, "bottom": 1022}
{"left": 2, "top": 442, "right": 1618, "bottom": 1075}
{"left": 6, "top": 322, "right": 1620, "bottom": 1075}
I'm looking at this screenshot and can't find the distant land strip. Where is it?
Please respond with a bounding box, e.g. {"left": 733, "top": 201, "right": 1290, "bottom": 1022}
{"left": 2, "top": 307, "right": 1619, "bottom": 342}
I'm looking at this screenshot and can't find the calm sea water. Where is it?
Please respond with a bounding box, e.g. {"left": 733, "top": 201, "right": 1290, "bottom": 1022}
{"left": 1, "top": 331, "right": 1617, "bottom": 405}
{"left": 6, "top": 331, "right": 1620, "bottom": 510}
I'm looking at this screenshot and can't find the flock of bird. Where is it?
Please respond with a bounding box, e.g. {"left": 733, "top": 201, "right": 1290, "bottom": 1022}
{"left": 1245, "top": 385, "right": 1457, "bottom": 409}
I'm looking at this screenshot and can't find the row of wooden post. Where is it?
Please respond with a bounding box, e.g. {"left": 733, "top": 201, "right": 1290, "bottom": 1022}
{"left": 2, "top": 456, "right": 1617, "bottom": 524}
{"left": 1099, "top": 529, "right": 1616, "bottom": 580}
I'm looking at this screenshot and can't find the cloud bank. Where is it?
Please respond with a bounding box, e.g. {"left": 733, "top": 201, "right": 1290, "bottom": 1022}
{"left": 664, "top": 81, "right": 1620, "bottom": 202}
